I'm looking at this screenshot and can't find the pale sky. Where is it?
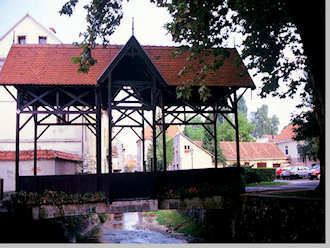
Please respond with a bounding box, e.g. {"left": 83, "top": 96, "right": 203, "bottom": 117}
{"left": 0, "top": 0, "right": 304, "bottom": 145}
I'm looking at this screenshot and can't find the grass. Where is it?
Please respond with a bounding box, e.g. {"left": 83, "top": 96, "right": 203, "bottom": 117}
{"left": 245, "top": 181, "right": 288, "bottom": 187}
{"left": 154, "top": 210, "right": 202, "bottom": 237}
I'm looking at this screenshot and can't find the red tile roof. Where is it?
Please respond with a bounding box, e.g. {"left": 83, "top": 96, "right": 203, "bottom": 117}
{"left": 274, "top": 124, "right": 296, "bottom": 142}
{"left": 0, "top": 44, "right": 254, "bottom": 88}
{"left": 0, "top": 150, "right": 82, "bottom": 162}
{"left": 219, "top": 141, "right": 287, "bottom": 161}
{"left": 143, "top": 125, "right": 180, "bottom": 140}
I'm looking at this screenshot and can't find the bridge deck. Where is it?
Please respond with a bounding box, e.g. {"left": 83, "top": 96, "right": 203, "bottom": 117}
{"left": 17, "top": 167, "right": 242, "bottom": 200}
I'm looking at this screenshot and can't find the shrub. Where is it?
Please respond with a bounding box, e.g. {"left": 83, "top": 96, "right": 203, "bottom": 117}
{"left": 242, "top": 168, "right": 275, "bottom": 184}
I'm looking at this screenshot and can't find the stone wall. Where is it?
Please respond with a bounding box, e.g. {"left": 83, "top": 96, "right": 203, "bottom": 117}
{"left": 233, "top": 193, "right": 325, "bottom": 242}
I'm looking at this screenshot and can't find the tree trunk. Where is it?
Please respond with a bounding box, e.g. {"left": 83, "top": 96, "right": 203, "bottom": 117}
{"left": 288, "top": 0, "right": 325, "bottom": 194}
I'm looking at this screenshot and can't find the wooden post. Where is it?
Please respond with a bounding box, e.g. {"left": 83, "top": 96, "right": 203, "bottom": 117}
{"left": 95, "top": 88, "right": 102, "bottom": 190}
{"left": 161, "top": 93, "right": 167, "bottom": 171}
{"left": 234, "top": 91, "right": 240, "bottom": 167}
{"left": 15, "top": 91, "right": 21, "bottom": 192}
{"left": 213, "top": 106, "right": 218, "bottom": 168}
{"left": 33, "top": 105, "right": 37, "bottom": 176}
{"left": 141, "top": 109, "right": 146, "bottom": 172}
{"left": 108, "top": 76, "right": 113, "bottom": 174}
{"left": 151, "top": 78, "right": 157, "bottom": 173}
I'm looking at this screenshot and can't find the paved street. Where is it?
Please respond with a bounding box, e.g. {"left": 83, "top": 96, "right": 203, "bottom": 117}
{"left": 245, "top": 179, "right": 319, "bottom": 192}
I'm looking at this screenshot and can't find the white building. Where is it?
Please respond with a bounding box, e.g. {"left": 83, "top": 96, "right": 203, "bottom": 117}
{"left": 274, "top": 124, "right": 318, "bottom": 166}
{"left": 136, "top": 125, "right": 181, "bottom": 171}
{"left": 171, "top": 133, "right": 214, "bottom": 170}
{"left": 0, "top": 13, "right": 62, "bottom": 70}
{"left": 0, "top": 14, "right": 88, "bottom": 168}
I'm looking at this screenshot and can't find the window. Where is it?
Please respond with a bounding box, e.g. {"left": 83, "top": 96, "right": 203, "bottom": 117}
{"left": 285, "top": 146, "right": 289, "bottom": 155}
{"left": 38, "top": 36, "right": 47, "bottom": 44}
{"left": 244, "top": 162, "right": 250, "bottom": 166}
{"left": 17, "top": 35, "right": 26, "bottom": 44}
{"left": 184, "top": 145, "right": 190, "bottom": 152}
{"left": 273, "top": 163, "right": 280, "bottom": 168}
{"left": 257, "top": 162, "right": 267, "bottom": 168}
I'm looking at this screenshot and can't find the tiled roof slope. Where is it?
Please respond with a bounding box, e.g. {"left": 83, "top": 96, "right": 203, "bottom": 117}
{"left": 143, "top": 125, "right": 180, "bottom": 140}
{"left": 219, "top": 141, "right": 287, "bottom": 160}
{"left": 274, "top": 124, "right": 296, "bottom": 142}
{"left": 0, "top": 149, "right": 82, "bottom": 162}
{"left": 0, "top": 44, "right": 254, "bottom": 88}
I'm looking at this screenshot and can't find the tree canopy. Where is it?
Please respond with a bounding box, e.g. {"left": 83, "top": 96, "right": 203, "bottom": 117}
{"left": 251, "top": 104, "right": 279, "bottom": 138}
{"left": 218, "top": 113, "right": 255, "bottom": 142}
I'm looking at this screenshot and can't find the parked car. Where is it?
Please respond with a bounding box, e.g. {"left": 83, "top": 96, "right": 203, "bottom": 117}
{"left": 308, "top": 164, "right": 320, "bottom": 180}
{"left": 289, "top": 166, "right": 310, "bottom": 179}
{"left": 279, "top": 167, "right": 293, "bottom": 179}
{"left": 279, "top": 166, "right": 310, "bottom": 179}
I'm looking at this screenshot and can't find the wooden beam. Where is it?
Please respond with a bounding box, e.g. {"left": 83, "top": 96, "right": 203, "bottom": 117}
{"left": 95, "top": 88, "right": 102, "bottom": 189}
{"left": 15, "top": 91, "right": 21, "bottom": 192}
{"left": 234, "top": 91, "right": 240, "bottom": 168}
{"left": 108, "top": 76, "right": 113, "bottom": 174}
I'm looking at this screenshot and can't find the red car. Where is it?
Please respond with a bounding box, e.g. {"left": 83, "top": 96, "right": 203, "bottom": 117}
{"left": 276, "top": 167, "right": 286, "bottom": 179}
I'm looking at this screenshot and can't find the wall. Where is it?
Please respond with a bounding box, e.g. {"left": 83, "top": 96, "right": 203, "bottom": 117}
{"left": 276, "top": 140, "right": 299, "bottom": 161}
{"left": 233, "top": 194, "right": 325, "bottom": 242}
{"left": 173, "top": 134, "right": 213, "bottom": 170}
{"left": 54, "top": 159, "right": 80, "bottom": 175}
{"left": 0, "top": 159, "right": 81, "bottom": 192}
{"left": 0, "top": 159, "right": 55, "bottom": 192}
{"left": 0, "top": 100, "right": 84, "bottom": 155}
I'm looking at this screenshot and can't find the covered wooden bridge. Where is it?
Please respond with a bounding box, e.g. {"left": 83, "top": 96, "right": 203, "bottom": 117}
{"left": 0, "top": 36, "right": 255, "bottom": 199}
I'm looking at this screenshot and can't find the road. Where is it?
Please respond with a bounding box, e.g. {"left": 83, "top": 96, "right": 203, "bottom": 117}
{"left": 245, "top": 179, "right": 319, "bottom": 192}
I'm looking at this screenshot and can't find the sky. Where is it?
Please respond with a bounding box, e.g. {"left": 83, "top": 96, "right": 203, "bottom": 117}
{"left": 0, "top": 0, "right": 305, "bottom": 152}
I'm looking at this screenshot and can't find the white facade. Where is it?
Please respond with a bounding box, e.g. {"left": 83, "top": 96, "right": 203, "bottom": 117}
{"left": 0, "top": 14, "right": 61, "bottom": 60}
{"left": 275, "top": 139, "right": 314, "bottom": 166}
{"left": 0, "top": 159, "right": 79, "bottom": 192}
{"left": 0, "top": 15, "right": 89, "bottom": 170}
{"left": 171, "top": 133, "right": 214, "bottom": 170}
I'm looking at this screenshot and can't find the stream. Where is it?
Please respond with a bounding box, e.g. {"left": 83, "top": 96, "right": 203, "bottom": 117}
{"left": 99, "top": 212, "right": 187, "bottom": 244}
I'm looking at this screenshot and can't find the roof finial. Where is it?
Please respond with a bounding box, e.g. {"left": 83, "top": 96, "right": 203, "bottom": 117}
{"left": 132, "top": 17, "right": 135, "bottom": 36}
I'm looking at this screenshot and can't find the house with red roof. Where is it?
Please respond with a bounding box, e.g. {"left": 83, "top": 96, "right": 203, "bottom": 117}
{"left": 171, "top": 133, "right": 214, "bottom": 170}
{"left": 274, "top": 124, "right": 318, "bottom": 166}
{"left": 0, "top": 150, "right": 82, "bottom": 192}
{"left": 219, "top": 141, "right": 288, "bottom": 168}
{"left": 136, "top": 125, "right": 181, "bottom": 171}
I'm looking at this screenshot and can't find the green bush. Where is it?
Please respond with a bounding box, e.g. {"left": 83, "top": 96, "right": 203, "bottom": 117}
{"left": 242, "top": 168, "right": 275, "bottom": 184}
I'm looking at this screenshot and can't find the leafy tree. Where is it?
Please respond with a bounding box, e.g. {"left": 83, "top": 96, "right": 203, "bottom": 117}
{"left": 200, "top": 115, "right": 226, "bottom": 165}
{"left": 270, "top": 115, "right": 280, "bottom": 136}
{"left": 297, "top": 138, "right": 319, "bottom": 163}
{"left": 146, "top": 127, "right": 174, "bottom": 171}
{"left": 218, "top": 113, "right": 255, "bottom": 142}
{"left": 251, "top": 104, "right": 279, "bottom": 138}
{"left": 183, "top": 116, "right": 204, "bottom": 141}
{"left": 60, "top": 0, "right": 324, "bottom": 191}
{"left": 237, "top": 96, "right": 247, "bottom": 117}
